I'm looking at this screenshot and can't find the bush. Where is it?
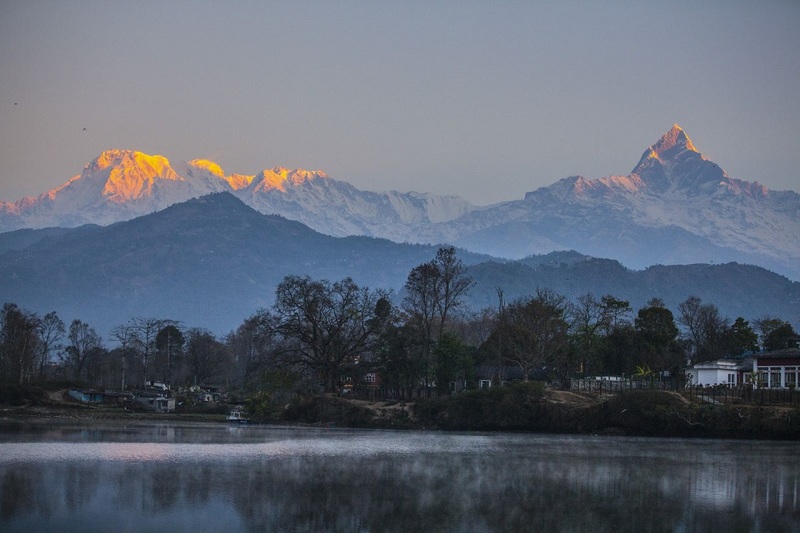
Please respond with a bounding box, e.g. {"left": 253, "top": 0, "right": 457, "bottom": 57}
{"left": 415, "top": 382, "right": 546, "bottom": 430}
{"left": 0, "top": 384, "right": 48, "bottom": 406}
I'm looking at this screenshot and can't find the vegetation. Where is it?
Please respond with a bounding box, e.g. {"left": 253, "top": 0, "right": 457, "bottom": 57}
{"left": 1, "top": 246, "right": 798, "bottom": 437}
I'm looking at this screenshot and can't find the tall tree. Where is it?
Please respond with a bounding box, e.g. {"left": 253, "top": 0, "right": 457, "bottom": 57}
{"left": 65, "top": 319, "right": 102, "bottom": 382}
{"left": 0, "top": 303, "right": 39, "bottom": 383}
{"left": 723, "top": 317, "right": 758, "bottom": 357}
{"left": 494, "top": 289, "right": 570, "bottom": 382}
{"left": 433, "top": 246, "right": 475, "bottom": 335}
{"left": 273, "top": 275, "right": 386, "bottom": 393}
{"left": 434, "top": 331, "right": 472, "bottom": 394}
{"left": 764, "top": 322, "right": 798, "bottom": 351}
{"left": 402, "top": 262, "right": 440, "bottom": 389}
{"left": 185, "top": 328, "right": 229, "bottom": 386}
{"left": 226, "top": 309, "right": 284, "bottom": 390}
{"left": 753, "top": 316, "right": 787, "bottom": 352}
{"left": 126, "top": 317, "right": 176, "bottom": 386}
{"left": 36, "top": 311, "right": 65, "bottom": 380}
{"left": 634, "top": 298, "right": 683, "bottom": 374}
{"left": 402, "top": 246, "right": 474, "bottom": 391}
{"left": 678, "top": 296, "right": 728, "bottom": 364}
{"left": 155, "top": 324, "right": 184, "bottom": 385}
{"left": 571, "top": 293, "right": 615, "bottom": 375}
{"left": 110, "top": 323, "right": 135, "bottom": 391}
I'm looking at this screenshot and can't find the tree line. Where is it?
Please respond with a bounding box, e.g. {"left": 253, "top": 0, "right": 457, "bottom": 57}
{"left": 1, "top": 247, "right": 798, "bottom": 397}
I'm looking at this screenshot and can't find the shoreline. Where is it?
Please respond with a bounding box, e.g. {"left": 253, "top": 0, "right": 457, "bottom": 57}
{"left": 2, "top": 388, "right": 799, "bottom": 441}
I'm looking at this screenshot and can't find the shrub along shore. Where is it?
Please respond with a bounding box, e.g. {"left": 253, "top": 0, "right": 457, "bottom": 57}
{"left": 2, "top": 383, "right": 798, "bottom": 440}
{"left": 273, "top": 383, "right": 800, "bottom": 440}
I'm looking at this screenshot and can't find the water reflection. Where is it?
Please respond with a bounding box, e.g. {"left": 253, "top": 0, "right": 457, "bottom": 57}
{"left": 1, "top": 422, "right": 798, "bottom": 532}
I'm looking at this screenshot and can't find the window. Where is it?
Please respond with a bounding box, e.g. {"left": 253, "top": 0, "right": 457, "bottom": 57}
{"left": 364, "top": 373, "right": 376, "bottom": 383}
{"left": 770, "top": 369, "right": 782, "bottom": 388}
{"left": 727, "top": 373, "right": 736, "bottom": 385}
{"left": 479, "top": 380, "right": 492, "bottom": 389}
{"left": 786, "top": 367, "right": 797, "bottom": 388}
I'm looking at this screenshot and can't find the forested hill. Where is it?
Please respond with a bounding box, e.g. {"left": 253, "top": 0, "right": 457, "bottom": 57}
{"left": 0, "top": 193, "right": 487, "bottom": 335}
{"left": 466, "top": 252, "right": 800, "bottom": 325}
{"left": 0, "top": 193, "right": 797, "bottom": 336}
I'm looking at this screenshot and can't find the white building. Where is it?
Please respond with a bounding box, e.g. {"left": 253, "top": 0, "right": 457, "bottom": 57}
{"left": 685, "top": 359, "right": 752, "bottom": 387}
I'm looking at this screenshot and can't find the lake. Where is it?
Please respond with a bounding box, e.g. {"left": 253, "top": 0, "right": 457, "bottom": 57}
{"left": 0, "top": 420, "right": 798, "bottom": 532}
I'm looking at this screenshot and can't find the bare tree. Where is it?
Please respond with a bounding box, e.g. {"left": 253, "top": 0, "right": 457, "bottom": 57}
{"left": 110, "top": 323, "right": 135, "bottom": 391}
{"left": 36, "top": 311, "right": 65, "bottom": 380}
{"left": 433, "top": 246, "right": 475, "bottom": 335}
{"left": 0, "top": 303, "right": 39, "bottom": 383}
{"left": 185, "top": 328, "right": 229, "bottom": 386}
{"left": 678, "top": 296, "right": 728, "bottom": 364}
{"left": 273, "top": 275, "right": 386, "bottom": 393}
{"left": 126, "top": 317, "right": 176, "bottom": 386}
{"left": 65, "top": 319, "right": 102, "bottom": 382}
{"left": 226, "top": 309, "right": 283, "bottom": 389}
{"left": 496, "top": 289, "right": 570, "bottom": 382}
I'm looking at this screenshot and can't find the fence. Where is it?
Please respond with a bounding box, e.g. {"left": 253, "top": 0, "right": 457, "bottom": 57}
{"left": 570, "top": 377, "right": 800, "bottom": 406}
{"left": 570, "top": 377, "right": 685, "bottom": 393}
{"left": 684, "top": 385, "right": 800, "bottom": 406}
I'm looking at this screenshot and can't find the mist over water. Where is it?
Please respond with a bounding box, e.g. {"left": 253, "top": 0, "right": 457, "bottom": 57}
{"left": 1, "top": 422, "right": 798, "bottom": 532}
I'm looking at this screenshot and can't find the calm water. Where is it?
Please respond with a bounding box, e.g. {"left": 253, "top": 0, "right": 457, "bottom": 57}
{"left": 0, "top": 421, "right": 798, "bottom": 532}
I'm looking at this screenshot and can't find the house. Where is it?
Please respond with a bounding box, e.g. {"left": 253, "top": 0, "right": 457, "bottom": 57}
{"left": 363, "top": 371, "right": 382, "bottom": 387}
{"left": 133, "top": 393, "right": 176, "bottom": 412}
{"left": 685, "top": 359, "right": 753, "bottom": 387}
{"left": 68, "top": 389, "right": 106, "bottom": 404}
{"left": 752, "top": 348, "right": 800, "bottom": 389}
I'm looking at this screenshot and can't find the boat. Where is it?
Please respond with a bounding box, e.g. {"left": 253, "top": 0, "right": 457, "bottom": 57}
{"left": 226, "top": 408, "right": 250, "bottom": 424}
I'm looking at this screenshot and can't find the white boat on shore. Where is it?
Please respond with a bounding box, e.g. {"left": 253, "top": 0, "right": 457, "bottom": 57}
{"left": 226, "top": 408, "right": 250, "bottom": 424}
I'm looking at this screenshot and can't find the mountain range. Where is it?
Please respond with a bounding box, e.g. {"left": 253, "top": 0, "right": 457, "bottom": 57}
{"left": 2, "top": 125, "right": 798, "bottom": 279}
{"left": 0, "top": 192, "right": 797, "bottom": 337}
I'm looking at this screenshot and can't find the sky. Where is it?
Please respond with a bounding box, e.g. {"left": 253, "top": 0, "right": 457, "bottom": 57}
{"left": 1, "top": 1, "right": 799, "bottom": 205}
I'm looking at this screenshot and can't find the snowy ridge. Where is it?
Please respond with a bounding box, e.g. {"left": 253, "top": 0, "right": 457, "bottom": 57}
{"left": 441, "top": 125, "right": 800, "bottom": 279}
{"left": 0, "top": 125, "right": 798, "bottom": 279}
{"left": 0, "top": 150, "right": 475, "bottom": 238}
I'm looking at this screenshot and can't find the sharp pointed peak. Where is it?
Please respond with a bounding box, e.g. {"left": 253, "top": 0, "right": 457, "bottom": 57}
{"left": 651, "top": 123, "right": 698, "bottom": 155}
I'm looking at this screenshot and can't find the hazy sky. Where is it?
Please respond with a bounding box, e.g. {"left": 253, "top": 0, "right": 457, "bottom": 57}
{"left": 1, "top": 1, "right": 798, "bottom": 205}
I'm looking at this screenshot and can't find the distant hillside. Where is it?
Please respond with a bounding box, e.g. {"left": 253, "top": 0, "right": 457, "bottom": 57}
{"left": 466, "top": 251, "right": 800, "bottom": 326}
{"left": 0, "top": 194, "right": 797, "bottom": 337}
{"left": 0, "top": 193, "right": 487, "bottom": 335}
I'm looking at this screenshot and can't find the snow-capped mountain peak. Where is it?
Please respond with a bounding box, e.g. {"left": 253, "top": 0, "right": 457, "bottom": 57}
{"left": 84, "top": 150, "right": 185, "bottom": 203}
{"left": 646, "top": 123, "right": 698, "bottom": 158}
{"left": 629, "top": 124, "right": 727, "bottom": 194}
{"left": 1, "top": 125, "right": 798, "bottom": 280}
{"left": 249, "top": 167, "right": 329, "bottom": 193}
{"left": 186, "top": 159, "right": 226, "bottom": 178}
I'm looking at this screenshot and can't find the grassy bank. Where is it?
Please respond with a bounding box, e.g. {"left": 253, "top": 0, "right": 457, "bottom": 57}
{"left": 4, "top": 383, "right": 799, "bottom": 439}
{"left": 281, "top": 384, "right": 800, "bottom": 440}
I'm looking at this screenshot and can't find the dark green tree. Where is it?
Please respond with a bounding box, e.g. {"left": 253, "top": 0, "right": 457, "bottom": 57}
{"left": 723, "top": 317, "right": 758, "bottom": 356}
{"left": 765, "top": 322, "right": 798, "bottom": 351}
{"left": 402, "top": 246, "right": 474, "bottom": 392}
{"left": 634, "top": 299, "right": 684, "bottom": 374}
{"left": 155, "top": 324, "right": 184, "bottom": 385}
{"left": 434, "top": 331, "right": 473, "bottom": 394}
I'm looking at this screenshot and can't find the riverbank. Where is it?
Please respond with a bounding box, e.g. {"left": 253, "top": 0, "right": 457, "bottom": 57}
{"left": 282, "top": 386, "right": 800, "bottom": 440}
{"left": 2, "top": 384, "right": 799, "bottom": 439}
